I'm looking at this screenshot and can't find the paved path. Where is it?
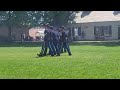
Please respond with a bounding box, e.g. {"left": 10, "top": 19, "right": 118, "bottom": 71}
{"left": 73, "top": 40, "right": 120, "bottom": 43}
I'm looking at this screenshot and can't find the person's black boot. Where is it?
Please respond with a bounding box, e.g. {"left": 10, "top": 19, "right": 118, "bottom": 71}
{"left": 56, "top": 54, "right": 60, "bottom": 56}
{"left": 51, "top": 55, "right": 54, "bottom": 57}
{"left": 37, "top": 54, "right": 43, "bottom": 57}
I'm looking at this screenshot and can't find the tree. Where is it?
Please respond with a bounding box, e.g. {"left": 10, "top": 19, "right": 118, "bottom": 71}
{"left": 0, "top": 11, "right": 13, "bottom": 41}
{"left": 0, "top": 11, "right": 79, "bottom": 41}
{"left": 81, "top": 11, "right": 92, "bottom": 18}
{"left": 0, "top": 11, "right": 43, "bottom": 42}
{"left": 42, "top": 11, "right": 80, "bottom": 27}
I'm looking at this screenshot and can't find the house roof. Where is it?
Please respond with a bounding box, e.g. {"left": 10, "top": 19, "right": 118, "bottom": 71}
{"left": 74, "top": 11, "right": 120, "bottom": 23}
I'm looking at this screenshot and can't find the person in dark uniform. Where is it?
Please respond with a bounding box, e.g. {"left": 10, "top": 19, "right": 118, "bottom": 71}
{"left": 48, "top": 26, "right": 56, "bottom": 56}
{"left": 43, "top": 25, "right": 54, "bottom": 56}
{"left": 58, "top": 28, "right": 63, "bottom": 54}
{"left": 59, "top": 26, "right": 72, "bottom": 56}
{"left": 37, "top": 24, "right": 54, "bottom": 57}
{"left": 63, "top": 30, "right": 68, "bottom": 53}
{"left": 58, "top": 28, "right": 67, "bottom": 53}
{"left": 37, "top": 41, "right": 45, "bottom": 57}
{"left": 37, "top": 24, "right": 47, "bottom": 57}
{"left": 52, "top": 27, "right": 60, "bottom": 56}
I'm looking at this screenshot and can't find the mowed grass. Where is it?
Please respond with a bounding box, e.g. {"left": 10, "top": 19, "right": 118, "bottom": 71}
{"left": 0, "top": 42, "right": 120, "bottom": 79}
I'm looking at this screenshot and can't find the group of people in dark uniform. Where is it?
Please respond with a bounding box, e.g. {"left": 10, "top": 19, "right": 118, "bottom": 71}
{"left": 37, "top": 24, "right": 72, "bottom": 57}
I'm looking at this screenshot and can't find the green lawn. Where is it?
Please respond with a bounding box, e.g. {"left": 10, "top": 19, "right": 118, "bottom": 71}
{"left": 0, "top": 42, "right": 120, "bottom": 79}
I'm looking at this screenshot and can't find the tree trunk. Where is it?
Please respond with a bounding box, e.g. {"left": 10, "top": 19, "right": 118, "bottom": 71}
{"left": 8, "top": 25, "right": 12, "bottom": 42}
{"left": 8, "top": 11, "right": 12, "bottom": 42}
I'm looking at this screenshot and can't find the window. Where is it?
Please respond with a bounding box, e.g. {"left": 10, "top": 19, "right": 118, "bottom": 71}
{"left": 71, "top": 27, "right": 81, "bottom": 36}
{"left": 78, "top": 27, "right": 81, "bottom": 36}
{"left": 67, "top": 28, "right": 71, "bottom": 36}
{"left": 94, "top": 26, "right": 97, "bottom": 35}
{"left": 109, "top": 26, "right": 112, "bottom": 35}
{"left": 74, "top": 28, "right": 78, "bottom": 36}
{"left": 94, "top": 25, "right": 112, "bottom": 36}
{"left": 72, "top": 27, "right": 75, "bottom": 36}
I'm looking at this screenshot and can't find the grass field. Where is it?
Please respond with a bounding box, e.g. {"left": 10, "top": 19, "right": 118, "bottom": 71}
{"left": 0, "top": 42, "right": 120, "bottom": 79}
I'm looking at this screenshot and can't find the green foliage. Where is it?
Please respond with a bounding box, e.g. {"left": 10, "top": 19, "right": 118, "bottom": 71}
{"left": 0, "top": 11, "right": 79, "bottom": 41}
{"left": 0, "top": 11, "right": 44, "bottom": 28}
{"left": 0, "top": 11, "right": 79, "bottom": 28}
{"left": 42, "top": 11, "right": 79, "bottom": 27}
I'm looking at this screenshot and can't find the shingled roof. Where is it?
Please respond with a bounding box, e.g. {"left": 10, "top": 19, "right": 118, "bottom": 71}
{"left": 74, "top": 11, "right": 120, "bottom": 23}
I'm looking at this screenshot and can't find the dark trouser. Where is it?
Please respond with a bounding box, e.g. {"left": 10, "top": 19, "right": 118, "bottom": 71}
{"left": 59, "top": 43, "right": 66, "bottom": 53}
{"left": 49, "top": 41, "right": 56, "bottom": 55}
{"left": 60, "top": 42, "right": 71, "bottom": 55}
{"left": 59, "top": 42, "right": 63, "bottom": 53}
{"left": 63, "top": 45, "right": 67, "bottom": 52}
{"left": 39, "top": 42, "right": 45, "bottom": 55}
{"left": 43, "top": 41, "right": 54, "bottom": 56}
{"left": 53, "top": 40, "right": 60, "bottom": 56}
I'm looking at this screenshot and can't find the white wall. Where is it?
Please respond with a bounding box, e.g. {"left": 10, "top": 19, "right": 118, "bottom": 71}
{"left": 67, "top": 21, "right": 120, "bottom": 40}
{"left": 81, "top": 23, "right": 94, "bottom": 40}
{"left": 91, "top": 21, "right": 120, "bottom": 40}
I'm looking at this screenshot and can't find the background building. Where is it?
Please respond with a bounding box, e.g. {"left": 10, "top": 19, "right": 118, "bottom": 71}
{"left": 66, "top": 11, "right": 120, "bottom": 40}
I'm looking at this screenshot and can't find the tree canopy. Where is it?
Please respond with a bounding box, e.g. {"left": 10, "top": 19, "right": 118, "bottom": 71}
{"left": 0, "top": 11, "right": 80, "bottom": 41}
{"left": 0, "top": 11, "right": 80, "bottom": 28}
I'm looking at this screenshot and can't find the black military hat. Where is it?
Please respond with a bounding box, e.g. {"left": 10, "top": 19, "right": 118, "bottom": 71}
{"left": 42, "top": 24, "right": 50, "bottom": 27}
{"left": 49, "top": 26, "right": 54, "bottom": 29}
{"left": 60, "top": 26, "right": 66, "bottom": 30}
{"left": 57, "top": 28, "right": 60, "bottom": 30}
{"left": 57, "top": 28, "right": 61, "bottom": 31}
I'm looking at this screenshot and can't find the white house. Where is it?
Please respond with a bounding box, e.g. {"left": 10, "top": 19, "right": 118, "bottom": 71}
{"left": 66, "top": 11, "right": 120, "bottom": 41}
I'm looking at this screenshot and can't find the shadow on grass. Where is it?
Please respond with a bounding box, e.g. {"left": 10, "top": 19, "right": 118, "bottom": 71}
{"left": 35, "top": 56, "right": 44, "bottom": 59}
{"left": 0, "top": 41, "right": 120, "bottom": 47}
